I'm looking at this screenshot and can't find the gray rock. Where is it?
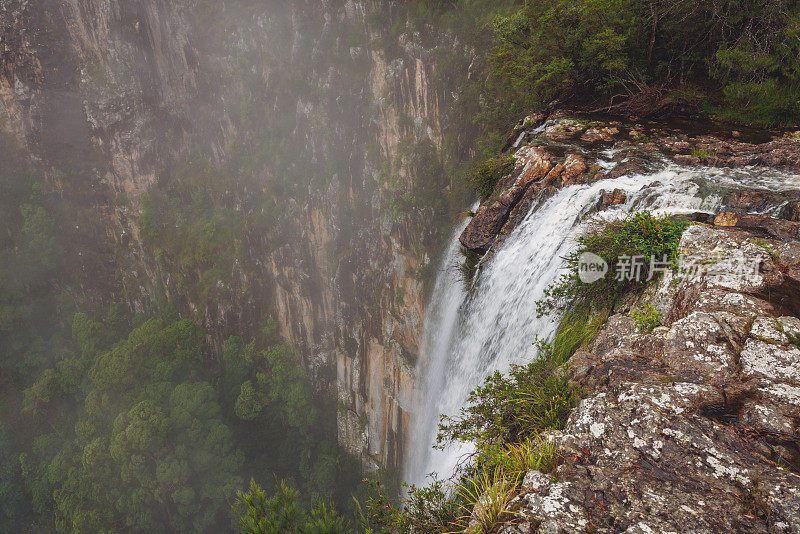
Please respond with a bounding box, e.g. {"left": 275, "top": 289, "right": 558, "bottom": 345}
{"left": 512, "top": 223, "right": 800, "bottom": 533}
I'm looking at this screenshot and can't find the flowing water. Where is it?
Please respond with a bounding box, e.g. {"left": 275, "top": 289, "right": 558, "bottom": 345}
{"left": 405, "top": 155, "right": 800, "bottom": 486}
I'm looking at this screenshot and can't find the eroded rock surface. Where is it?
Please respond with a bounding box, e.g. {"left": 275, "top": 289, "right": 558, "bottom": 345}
{"left": 515, "top": 222, "right": 800, "bottom": 533}
{"left": 460, "top": 114, "right": 800, "bottom": 256}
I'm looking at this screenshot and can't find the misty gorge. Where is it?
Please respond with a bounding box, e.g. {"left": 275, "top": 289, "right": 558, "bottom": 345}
{"left": 3, "top": 0, "right": 800, "bottom": 532}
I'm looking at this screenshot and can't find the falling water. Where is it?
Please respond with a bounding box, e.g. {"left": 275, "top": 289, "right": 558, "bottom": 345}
{"left": 405, "top": 157, "right": 800, "bottom": 486}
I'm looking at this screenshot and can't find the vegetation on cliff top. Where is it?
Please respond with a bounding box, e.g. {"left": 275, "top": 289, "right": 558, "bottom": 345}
{"left": 415, "top": 0, "right": 800, "bottom": 134}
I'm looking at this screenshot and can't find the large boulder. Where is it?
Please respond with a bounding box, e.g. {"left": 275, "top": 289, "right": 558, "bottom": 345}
{"left": 514, "top": 224, "right": 800, "bottom": 533}
{"left": 459, "top": 146, "right": 553, "bottom": 252}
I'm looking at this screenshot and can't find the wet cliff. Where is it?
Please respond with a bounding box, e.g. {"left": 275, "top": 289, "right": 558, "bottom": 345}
{"left": 433, "top": 114, "right": 800, "bottom": 533}
{"left": 0, "top": 0, "right": 470, "bottom": 470}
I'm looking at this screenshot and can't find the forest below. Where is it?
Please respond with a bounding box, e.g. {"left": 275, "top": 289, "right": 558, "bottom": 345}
{"left": 1, "top": 0, "right": 799, "bottom": 532}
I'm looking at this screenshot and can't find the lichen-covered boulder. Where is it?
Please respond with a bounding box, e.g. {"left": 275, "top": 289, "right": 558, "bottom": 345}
{"left": 515, "top": 223, "right": 800, "bottom": 533}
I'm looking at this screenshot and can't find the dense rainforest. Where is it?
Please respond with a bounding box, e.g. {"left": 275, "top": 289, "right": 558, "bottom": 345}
{"left": 2, "top": 0, "right": 800, "bottom": 532}
{"left": 0, "top": 129, "right": 366, "bottom": 531}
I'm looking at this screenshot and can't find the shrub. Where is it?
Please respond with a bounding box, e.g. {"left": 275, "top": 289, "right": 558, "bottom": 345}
{"left": 453, "top": 468, "right": 518, "bottom": 534}
{"left": 437, "top": 341, "right": 582, "bottom": 448}
{"left": 631, "top": 304, "right": 661, "bottom": 332}
{"left": 538, "top": 211, "right": 689, "bottom": 317}
{"left": 363, "top": 475, "right": 464, "bottom": 534}
{"left": 473, "top": 155, "right": 516, "bottom": 201}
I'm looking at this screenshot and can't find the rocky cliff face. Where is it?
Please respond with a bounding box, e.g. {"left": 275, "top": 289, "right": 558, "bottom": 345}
{"left": 0, "top": 0, "right": 465, "bottom": 470}
{"left": 458, "top": 114, "right": 800, "bottom": 533}
{"left": 512, "top": 218, "right": 800, "bottom": 533}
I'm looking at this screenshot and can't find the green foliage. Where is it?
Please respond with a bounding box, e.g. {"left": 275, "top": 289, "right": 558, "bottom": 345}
{"left": 362, "top": 475, "right": 464, "bottom": 534}
{"left": 437, "top": 341, "right": 582, "bottom": 448}
{"left": 6, "top": 310, "right": 365, "bottom": 533}
{"left": 551, "top": 307, "right": 606, "bottom": 364}
{"left": 539, "top": 212, "right": 689, "bottom": 316}
{"left": 482, "top": 0, "right": 800, "bottom": 126}
{"left": 631, "top": 304, "right": 661, "bottom": 332}
{"left": 235, "top": 479, "right": 350, "bottom": 534}
{"left": 29, "top": 318, "right": 246, "bottom": 533}
{"left": 453, "top": 468, "right": 518, "bottom": 534}
{"left": 479, "top": 434, "right": 560, "bottom": 481}
{"left": 473, "top": 155, "right": 517, "bottom": 201}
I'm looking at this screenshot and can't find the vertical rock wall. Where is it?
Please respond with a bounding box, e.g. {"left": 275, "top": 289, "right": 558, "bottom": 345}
{"left": 0, "top": 0, "right": 467, "bottom": 469}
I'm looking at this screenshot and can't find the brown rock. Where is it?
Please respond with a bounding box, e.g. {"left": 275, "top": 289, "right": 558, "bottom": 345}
{"left": 580, "top": 126, "right": 619, "bottom": 145}
{"left": 460, "top": 146, "right": 553, "bottom": 252}
{"left": 497, "top": 146, "right": 553, "bottom": 206}
{"left": 594, "top": 188, "right": 627, "bottom": 211}
{"left": 605, "top": 158, "right": 647, "bottom": 179}
{"left": 459, "top": 202, "right": 513, "bottom": 252}
{"left": 781, "top": 201, "right": 800, "bottom": 222}
{"left": 713, "top": 211, "right": 740, "bottom": 227}
{"left": 673, "top": 154, "right": 700, "bottom": 166}
{"left": 558, "top": 154, "right": 588, "bottom": 186}
{"left": 544, "top": 120, "right": 587, "bottom": 141}
{"left": 714, "top": 212, "right": 800, "bottom": 241}
{"left": 723, "top": 189, "right": 779, "bottom": 213}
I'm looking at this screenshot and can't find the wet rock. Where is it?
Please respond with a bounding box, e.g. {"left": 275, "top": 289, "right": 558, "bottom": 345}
{"left": 580, "top": 126, "right": 619, "bottom": 145}
{"left": 557, "top": 154, "right": 588, "bottom": 186}
{"left": 673, "top": 154, "right": 700, "bottom": 166}
{"left": 604, "top": 158, "right": 647, "bottom": 180}
{"left": 782, "top": 201, "right": 800, "bottom": 222}
{"left": 460, "top": 202, "right": 515, "bottom": 253}
{"left": 545, "top": 119, "right": 587, "bottom": 141}
{"left": 460, "top": 146, "right": 553, "bottom": 252}
{"left": 723, "top": 189, "right": 782, "bottom": 213}
{"left": 594, "top": 188, "right": 626, "bottom": 211}
{"left": 714, "top": 212, "right": 800, "bottom": 241}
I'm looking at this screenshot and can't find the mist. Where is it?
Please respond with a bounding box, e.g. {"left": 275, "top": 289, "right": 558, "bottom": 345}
{"left": 0, "top": 1, "right": 479, "bottom": 531}
{"left": 5, "top": 0, "right": 800, "bottom": 532}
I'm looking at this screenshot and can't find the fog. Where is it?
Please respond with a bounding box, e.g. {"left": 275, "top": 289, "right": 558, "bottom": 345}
{"left": 0, "top": 1, "right": 477, "bottom": 531}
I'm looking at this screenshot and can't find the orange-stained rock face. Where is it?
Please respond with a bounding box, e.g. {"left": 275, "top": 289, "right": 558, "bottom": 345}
{"left": 0, "top": 0, "right": 457, "bottom": 470}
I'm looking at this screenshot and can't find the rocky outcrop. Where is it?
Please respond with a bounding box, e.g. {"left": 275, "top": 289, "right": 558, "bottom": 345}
{"left": 509, "top": 220, "right": 800, "bottom": 533}
{"left": 460, "top": 114, "right": 800, "bottom": 257}
{"left": 594, "top": 188, "right": 627, "bottom": 211}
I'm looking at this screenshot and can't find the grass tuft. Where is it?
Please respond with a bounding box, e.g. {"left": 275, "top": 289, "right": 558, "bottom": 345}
{"left": 453, "top": 469, "right": 518, "bottom": 534}
{"left": 631, "top": 304, "right": 661, "bottom": 332}
{"left": 481, "top": 434, "right": 561, "bottom": 480}
{"left": 437, "top": 341, "right": 582, "bottom": 448}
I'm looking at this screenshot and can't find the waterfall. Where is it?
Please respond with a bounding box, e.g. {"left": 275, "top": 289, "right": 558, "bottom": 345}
{"left": 405, "top": 157, "right": 800, "bottom": 486}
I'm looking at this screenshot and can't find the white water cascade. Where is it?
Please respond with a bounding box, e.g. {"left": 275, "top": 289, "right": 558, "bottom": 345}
{"left": 404, "top": 157, "right": 800, "bottom": 486}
